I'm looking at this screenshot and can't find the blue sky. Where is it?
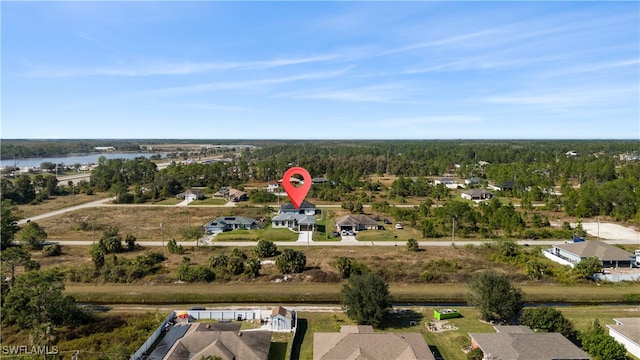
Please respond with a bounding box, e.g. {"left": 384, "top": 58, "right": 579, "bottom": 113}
{"left": 2, "top": 1, "right": 639, "bottom": 139}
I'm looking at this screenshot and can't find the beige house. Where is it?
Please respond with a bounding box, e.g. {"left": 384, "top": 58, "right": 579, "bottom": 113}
{"left": 335, "top": 214, "right": 379, "bottom": 232}
{"left": 163, "top": 322, "right": 272, "bottom": 360}
{"left": 314, "top": 325, "right": 435, "bottom": 360}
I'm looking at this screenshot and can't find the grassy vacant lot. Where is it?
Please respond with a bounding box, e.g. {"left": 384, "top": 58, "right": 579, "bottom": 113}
{"left": 64, "top": 282, "right": 639, "bottom": 305}
{"left": 34, "top": 206, "right": 271, "bottom": 241}
{"left": 15, "top": 193, "right": 111, "bottom": 219}
{"left": 215, "top": 228, "right": 298, "bottom": 242}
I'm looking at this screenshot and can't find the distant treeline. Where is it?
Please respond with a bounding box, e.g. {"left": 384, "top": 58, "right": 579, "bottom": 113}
{"left": 0, "top": 140, "right": 141, "bottom": 159}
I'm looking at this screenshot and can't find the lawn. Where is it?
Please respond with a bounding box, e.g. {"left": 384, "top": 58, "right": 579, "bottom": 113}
{"left": 190, "top": 198, "right": 227, "bottom": 205}
{"left": 295, "top": 305, "right": 640, "bottom": 360}
{"left": 355, "top": 227, "right": 423, "bottom": 242}
{"left": 214, "top": 228, "right": 298, "bottom": 242}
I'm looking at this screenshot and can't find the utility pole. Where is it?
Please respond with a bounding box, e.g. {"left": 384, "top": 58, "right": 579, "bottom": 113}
{"left": 451, "top": 217, "right": 456, "bottom": 246}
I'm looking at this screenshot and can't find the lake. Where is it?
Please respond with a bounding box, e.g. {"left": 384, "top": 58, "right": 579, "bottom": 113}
{"left": 0, "top": 152, "right": 165, "bottom": 168}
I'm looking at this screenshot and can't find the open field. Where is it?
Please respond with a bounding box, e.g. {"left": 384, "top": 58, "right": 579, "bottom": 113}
{"left": 15, "top": 193, "right": 111, "bottom": 219}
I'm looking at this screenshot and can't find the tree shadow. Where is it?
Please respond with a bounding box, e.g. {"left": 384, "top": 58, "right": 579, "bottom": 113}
{"left": 429, "top": 345, "right": 445, "bottom": 360}
{"left": 383, "top": 309, "right": 424, "bottom": 329}
{"left": 289, "top": 318, "right": 307, "bottom": 360}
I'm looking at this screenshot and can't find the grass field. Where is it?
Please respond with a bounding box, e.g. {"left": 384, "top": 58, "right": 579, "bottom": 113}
{"left": 64, "top": 282, "right": 640, "bottom": 305}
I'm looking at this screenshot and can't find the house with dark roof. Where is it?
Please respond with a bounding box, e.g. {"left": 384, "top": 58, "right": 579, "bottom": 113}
{"left": 469, "top": 325, "right": 590, "bottom": 360}
{"left": 164, "top": 322, "right": 272, "bottom": 360}
{"left": 607, "top": 317, "right": 640, "bottom": 359}
{"left": 461, "top": 189, "right": 493, "bottom": 201}
{"left": 335, "top": 214, "right": 379, "bottom": 232}
{"left": 203, "top": 216, "right": 259, "bottom": 234}
{"left": 543, "top": 240, "right": 637, "bottom": 269}
{"left": 280, "top": 200, "right": 319, "bottom": 215}
{"left": 270, "top": 306, "right": 295, "bottom": 331}
{"left": 488, "top": 180, "right": 515, "bottom": 191}
{"left": 314, "top": 325, "right": 435, "bottom": 360}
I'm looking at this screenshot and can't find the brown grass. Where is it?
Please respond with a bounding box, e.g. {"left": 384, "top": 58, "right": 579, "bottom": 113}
{"left": 15, "top": 193, "right": 110, "bottom": 219}
{"left": 35, "top": 206, "right": 270, "bottom": 241}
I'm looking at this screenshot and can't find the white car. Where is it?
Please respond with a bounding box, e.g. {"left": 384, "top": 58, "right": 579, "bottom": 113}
{"left": 395, "top": 223, "right": 403, "bottom": 229}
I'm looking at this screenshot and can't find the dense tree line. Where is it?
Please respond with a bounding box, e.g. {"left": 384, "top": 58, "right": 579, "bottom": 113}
{"left": 0, "top": 140, "right": 144, "bottom": 159}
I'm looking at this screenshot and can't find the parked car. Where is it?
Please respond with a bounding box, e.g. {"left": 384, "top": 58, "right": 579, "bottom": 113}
{"left": 395, "top": 223, "right": 403, "bottom": 229}
{"left": 331, "top": 231, "right": 340, "bottom": 237}
{"left": 383, "top": 218, "right": 392, "bottom": 224}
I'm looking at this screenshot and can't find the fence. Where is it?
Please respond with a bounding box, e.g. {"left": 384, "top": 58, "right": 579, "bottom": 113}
{"left": 130, "top": 311, "right": 176, "bottom": 360}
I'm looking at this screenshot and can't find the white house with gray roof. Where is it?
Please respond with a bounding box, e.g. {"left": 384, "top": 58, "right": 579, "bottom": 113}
{"left": 607, "top": 318, "right": 640, "bottom": 359}
{"left": 543, "top": 241, "right": 637, "bottom": 269}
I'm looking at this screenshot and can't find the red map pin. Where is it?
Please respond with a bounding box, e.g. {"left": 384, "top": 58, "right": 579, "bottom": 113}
{"left": 282, "top": 166, "right": 312, "bottom": 210}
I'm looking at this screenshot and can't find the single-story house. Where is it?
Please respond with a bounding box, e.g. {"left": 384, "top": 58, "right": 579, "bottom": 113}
{"left": 544, "top": 240, "right": 636, "bottom": 269}
{"left": 228, "top": 188, "right": 247, "bottom": 202}
{"left": 607, "top": 318, "right": 640, "bottom": 359}
{"left": 469, "top": 326, "right": 590, "bottom": 360}
{"left": 464, "top": 177, "right": 483, "bottom": 185}
{"left": 488, "top": 180, "right": 515, "bottom": 192}
{"left": 271, "top": 213, "right": 315, "bottom": 231}
{"left": 164, "top": 322, "right": 272, "bottom": 360}
{"left": 335, "top": 214, "right": 379, "bottom": 232}
{"left": 203, "top": 216, "right": 259, "bottom": 234}
{"left": 271, "top": 306, "right": 295, "bottom": 331}
{"left": 461, "top": 189, "right": 493, "bottom": 201}
{"left": 434, "top": 177, "right": 462, "bottom": 189}
{"left": 212, "top": 188, "right": 247, "bottom": 202}
{"left": 314, "top": 325, "right": 435, "bottom": 360}
{"left": 266, "top": 181, "right": 279, "bottom": 192}
{"left": 176, "top": 189, "right": 205, "bottom": 201}
{"left": 280, "top": 200, "right": 320, "bottom": 215}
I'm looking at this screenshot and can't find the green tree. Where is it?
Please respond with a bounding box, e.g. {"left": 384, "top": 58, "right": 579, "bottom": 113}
{"left": 14, "top": 175, "right": 36, "bottom": 204}
{"left": 180, "top": 226, "right": 205, "bottom": 242}
{"left": 406, "top": 238, "right": 419, "bottom": 252}
{"left": 466, "top": 348, "right": 484, "bottom": 360}
{"left": 519, "top": 306, "right": 577, "bottom": 341}
{"left": 579, "top": 319, "right": 630, "bottom": 360}
{"left": 1, "top": 200, "right": 20, "bottom": 250}
{"left": 17, "top": 221, "right": 48, "bottom": 250}
{"left": 167, "top": 239, "right": 184, "bottom": 254}
{"left": 335, "top": 256, "right": 353, "bottom": 279}
{"left": 275, "top": 248, "right": 306, "bottom": 274}
{"left": 573, "top": 256, "right": 602, "bottom": 280}
{"left": 125, "top": 234, "right": 138, "bottom": 251}
{"left": 244, "top": 257, "right": 261, "bottom": 278}
{"left": 468, "top": 270, "right": 523, "bottom": 322}
{"left": 1, "top": 246, "right": 33, "bottom": 287}
{"left": 99, "top": 227, "right": 123, "bottom": 253}
{"left": 253, "top": 239, "right": 277, "bottom": 258}
{"left": 1, "top": 270, "right": 91, "bottom": 329}
{"left": 341, "top": 272, "right": 392, "bottom": 328}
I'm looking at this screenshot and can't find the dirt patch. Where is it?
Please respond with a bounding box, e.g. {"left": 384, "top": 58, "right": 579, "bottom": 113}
{"left": 426, "top": 319, "right": 458, "bottom": 332}
{"left": 578, "top": 222, "right": 640, "bottom": 242}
